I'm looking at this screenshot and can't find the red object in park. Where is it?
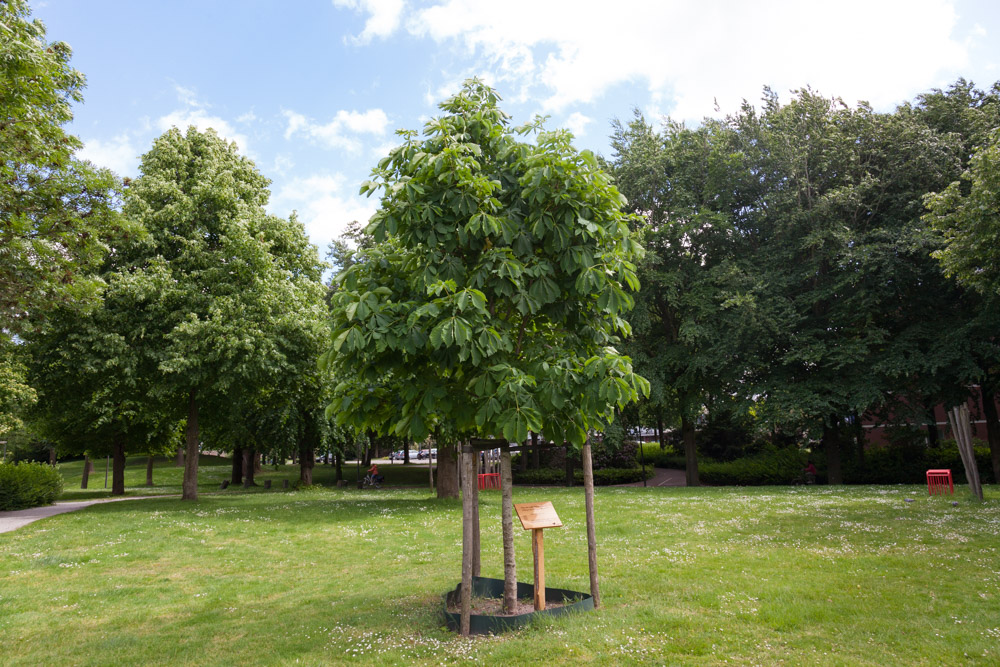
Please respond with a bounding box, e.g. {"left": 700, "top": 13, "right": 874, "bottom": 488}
{"left": 478, "top": 473, "right": 500, "bottom": 490}
{"left": 926, "top": 469, "right": 954, "bottom": 495}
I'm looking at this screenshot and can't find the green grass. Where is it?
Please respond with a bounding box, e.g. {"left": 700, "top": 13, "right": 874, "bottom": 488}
{"left": 55, "top": 455, "right": 435, "bottom": 501}
{"left": 2, "top": 484, "right": 999, "bottom": 665}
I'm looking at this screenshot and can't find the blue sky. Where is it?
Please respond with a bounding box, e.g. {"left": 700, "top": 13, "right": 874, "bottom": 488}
{"left": 32, "top": 0, "right": 1000, "bottom": 254}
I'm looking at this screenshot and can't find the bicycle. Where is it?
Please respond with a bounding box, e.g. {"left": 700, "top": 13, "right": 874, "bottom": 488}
{"left": 360, "top": 473, "right": 382, "bottom": 489}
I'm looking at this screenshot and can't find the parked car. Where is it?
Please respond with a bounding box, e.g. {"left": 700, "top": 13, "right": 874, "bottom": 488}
{"left": 389, "top": 450, "right": 405, "bottom": 461}
{"left": 418, "top": 448, "right": 438, "bottom": 460}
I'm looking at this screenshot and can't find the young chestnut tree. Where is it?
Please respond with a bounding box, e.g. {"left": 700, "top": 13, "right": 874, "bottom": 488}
{"left": 323, "top": 81, "right": 647, "bottom": 625}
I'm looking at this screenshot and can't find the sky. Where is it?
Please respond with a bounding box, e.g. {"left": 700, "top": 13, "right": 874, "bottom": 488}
{"left": 31, "top": 0, "right": 1000, "bottom": 256}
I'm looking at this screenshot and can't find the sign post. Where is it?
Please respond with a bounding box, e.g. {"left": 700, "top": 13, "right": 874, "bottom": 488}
{"left": 514, "top": 501, "right": 562, "bottom": 611}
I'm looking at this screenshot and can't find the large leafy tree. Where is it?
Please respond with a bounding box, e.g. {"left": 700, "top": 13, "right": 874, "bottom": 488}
{"left": 325, "top": 80, "right": 647, "bottom": 455}
{"left": 324, "top": 81, "right": 647, "bottom": 623}
{"left": 925, "top": 130, "right": 1000, "bottom": 297}
{"left": 0, "top": 0, "right": 125, "bottom": 333}
{"left": 25, "top": 264, "right": 177, "bottom": 495}
{"left": 609, "top": 113, "right": 769, "bottom": 485}
{"left": 123, "top": 128, "right": 327, "bottom": 500}
{"left": 727, "top": 90, "right": 960, "bottom": 482}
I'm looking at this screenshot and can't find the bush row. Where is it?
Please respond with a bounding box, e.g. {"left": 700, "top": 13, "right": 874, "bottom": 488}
{"left": 0, "top": 462, "right": 64, "bottom": 511}
{"left": 698, "top": 448, "right": 807, "bottom": 486}
{"left": 513, "top": 466, "right": 654, "bottom": 486}
{"left": 682, "top": 441, "right": 997, "bottom": 487}
{"left": 842, "top": 441, "right": 996, "bottom": 485}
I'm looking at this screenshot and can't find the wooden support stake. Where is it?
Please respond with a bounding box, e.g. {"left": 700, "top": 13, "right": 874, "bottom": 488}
{"left": 500, "top": 444, "right": 517, "bottom": 613}
{"left": 582, "top": 439, "right": 601, "bottom": 608}
{"left": 472, "top": 447, "right": 481, "bottom": 577}
{"left": 460, "top": 442, "right": 474, "bottom": 636}
{"left": 532, "top": 527, "right": 545, "bottom": 611}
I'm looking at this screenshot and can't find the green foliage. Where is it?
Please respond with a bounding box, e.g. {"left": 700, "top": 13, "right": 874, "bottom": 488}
{"left": 698, "top": 448, "right": 808, "bottom": 486}
{"left": 325, "top": 80, "right": 647, "bottom": 445}
{"left": 0, "top": 461, "right": 63, "bottom": 510}
{"left": 843, "top": 440, "right": 996, "bottom": 485}
{"left": 925, "top": 129, "right": 1000, "bottom": 296}
{"left": 512, "top": 467, "right": 653, "bottom": 486}
{"left": 0, "top": 0, "right": 128, "bottom": 336}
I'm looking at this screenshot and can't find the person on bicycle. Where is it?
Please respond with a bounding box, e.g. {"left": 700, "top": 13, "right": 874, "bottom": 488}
{"left": 368, "top": 462, "right": 384, "bottom": 485}
{"left": 802, "top": 460, "right": 817, "bottom": 484}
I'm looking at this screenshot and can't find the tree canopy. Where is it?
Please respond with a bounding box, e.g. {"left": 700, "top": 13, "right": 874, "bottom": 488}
{"left": 324, "top": 80, "right": 648, "bottom": 447}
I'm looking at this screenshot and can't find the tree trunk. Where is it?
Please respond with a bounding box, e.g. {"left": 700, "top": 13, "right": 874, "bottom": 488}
{"left": 681, "top": 414, "right": 699, "bottom": 486}
{"left": 437, "top": 442, "right": 460, "bottom": 499}
{"left": 472, "top": 449, "right": 481, "bottom": 577}
{"left": 404, "top": 445, "right": 410, "bottom": 465}
{"left": 823, "top": 417, "right": 843, "bottom": 485}
{"left": 175, "top": 446, "right": 184, "bottom": 467}
{"left": 231, "top": 446, "right": 244, "bottom": 486}
{"left": 428, "top": 447, "right": 435, "bottom": 491}
{"left": 657, "top": 416, "right": 666, "bottom": 450}
{"left": 145, "top": 455, "right": 154, "bottom": 486}
{"left": 532, "top": 432, "right": 540, "bottom": 469}
{"left": 520, "top": 436, "right": 529, "bottom": 473}
{"left": 243, "top": 448, "right": 256, "bottom": 487}
{"left": 111, "top": 434, "right": 126, "bottom": 496}
{"left": 299, "top": 445, "right": 314, "bottom": 485}
{"left": 564, "top": 444, "right": 574, "bottom": 486}
{"left": 500, "top": 444, "right": 517, "bottom": 612}
{"left": 182, "top": 388, "right": 199, "bottom": 500}
{"left": 81, "top": 455, "right": 91, "bottom": 489}
{"left": 460, "top": 442, "right": 474, "bottom": 636}
{"left": 926, "top": 403, "right": 940, "bottom": 448}
{"left": 981, "top": 387, "right": 1000, "bottom": 484}
{"left": 254, "top": 451, "right": 261, "bottom": 474}
{"left": 49, "top": 447, "right": 56, "bottom": 465}
{"left": 582, "top": 439, "right": 601, "bottom": 608}
{"left": 335, "top": 452, "right": 343, "bottom": 482}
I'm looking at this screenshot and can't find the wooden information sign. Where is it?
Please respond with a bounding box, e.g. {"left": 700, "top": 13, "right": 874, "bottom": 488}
{"left": 514, "top": 502, "right": 563, "bottom": 610}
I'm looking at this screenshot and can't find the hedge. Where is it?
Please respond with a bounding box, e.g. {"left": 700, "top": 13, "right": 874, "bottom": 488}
{"left": 513, "top": 467, "right": 654, "bottom": 486}
{"left": 698, "top": 448, "right": 807, "bottom": 486}
{"left": 0, "top": 462, "right": 64, "bottom": 511}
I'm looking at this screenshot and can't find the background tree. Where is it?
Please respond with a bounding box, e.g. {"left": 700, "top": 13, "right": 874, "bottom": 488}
{"left": 609, "top": 113, "right": 767, "bottom": 485}
{"left": 123, "top": 128, "right": 326, "bottom": 500}
{"left": 0, "top": 0, "right": 128, "bottom": 331}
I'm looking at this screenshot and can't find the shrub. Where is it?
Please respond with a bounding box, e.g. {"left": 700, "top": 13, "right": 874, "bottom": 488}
{"left": 0, "top": 462, "right": 64, "bottom": 510}
{"left": 843, "top": 439, "right": 996, "bottom": 485}
{"left": 513, "top": 467, "right": 653, "bottom": 486}
{"left": 699, "top": 448, "right": 808, "bottom": 486}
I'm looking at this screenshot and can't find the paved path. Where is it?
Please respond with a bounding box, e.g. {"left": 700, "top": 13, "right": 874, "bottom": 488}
{"left": 0, "top": 496, "right": 172, "bottom": 534}
{"left": 620, "top": 467, "right": 687, "bottom": 487}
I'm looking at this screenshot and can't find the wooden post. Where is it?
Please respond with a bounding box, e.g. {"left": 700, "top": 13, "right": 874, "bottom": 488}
{"left": 949, "top": 404, "right": 984, "bottom": 501}
{"left": 532, "top": 528, "right": 545, "bottom": 610}
{"left": 500, "top": 443, "right": 517, "bottom": 612}
{"left": 582, "top": 438, "right": 601, "bottom": 608}
{"left": 472, "top": 448, "right": 481, "bottom": 577}
{"left": 460, "top": 442, "right": 474, "bottom": 636}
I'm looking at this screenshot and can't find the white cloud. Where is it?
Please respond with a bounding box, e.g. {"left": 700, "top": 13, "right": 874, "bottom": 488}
{"left": 157, "top": 87, "right": 251, "bottom": 154}
{"left": 392, "top": 0, "right": 971, "bottom": 120}
{"left": 282, "top": 108, "right": 390, "bottom": 151}
{"left": 333, "top": 0, "right": 406, "bottom": 44}
{"left": 77, "top": 134, "right": 140, "bottom": 177}
{"left": 269, "top": 173, "right": 378, "bottom": 247}
{"left": 563, "top": 112, "right": 592, "bottom": 137}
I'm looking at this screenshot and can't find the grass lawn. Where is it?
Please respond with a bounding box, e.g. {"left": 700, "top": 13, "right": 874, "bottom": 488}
{"left": 2, "top": 482, "right": 999, "bottom": 665}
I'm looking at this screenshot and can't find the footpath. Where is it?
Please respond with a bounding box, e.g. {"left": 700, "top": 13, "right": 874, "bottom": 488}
{"left": 0, "top": 496, "right": 171, "bottom": 534}
{"left": 620, "top": 467, "right": 687, "bottom": 487}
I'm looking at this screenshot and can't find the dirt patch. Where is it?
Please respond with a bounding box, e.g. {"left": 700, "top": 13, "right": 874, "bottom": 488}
{"left": 446, "top": 596, "right": 566, "bottom": 617}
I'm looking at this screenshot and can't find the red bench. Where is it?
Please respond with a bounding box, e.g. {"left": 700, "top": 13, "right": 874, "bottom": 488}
{"left": 926, "top": 469, "right": 954, "bottom": 495}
